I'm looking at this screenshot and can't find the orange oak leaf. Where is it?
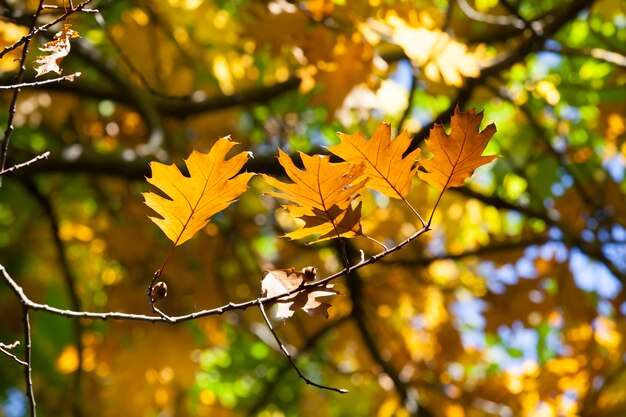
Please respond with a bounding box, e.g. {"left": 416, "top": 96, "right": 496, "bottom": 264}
{"left": 143, "top": 137, "right": 254, "bottom": 246}
{"left": 34, "top": 23, "right": 79, "bottom": 77}
{"left": 419, "top": 106, "right": 498, "bottom": 191}
{"left": 329, "top": 122, "right": 421, "bottom": 199}
{"left": 262, "top": 150, "right": 367, "bottom": 243}
{"left": 261, "top": 267, "right": 337, "bottom": 319}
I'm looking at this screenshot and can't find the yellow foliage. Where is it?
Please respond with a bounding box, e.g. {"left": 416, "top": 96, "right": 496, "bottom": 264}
{"left": 594, "top": 317, "right": 622, "bottom": 350}
{"left": 444, "top": 404, "right": 465, "bottom": 417}
{"left": 382, "top": 16, "right": 483, "bottom": 86}
{"left": 0, "top": 22, "right": 28, "bottom": 73}
{"left": 545, "top": 357, "right": 580, "bottom": 375}
{"left": 56, "top": 345, "right": 79, "bottom": 374}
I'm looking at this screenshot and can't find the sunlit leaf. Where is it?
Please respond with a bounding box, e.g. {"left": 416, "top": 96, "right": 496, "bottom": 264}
{"left": 143, "top": 137, "right": 255, "bottom": 246}
{"left": 419, "top": 106, "right": 498, "bottom": 191}
{"left": 34, "top": 23, "right": 79, "bottom": 77}
{"left": 329, "top": 122, "right": 421, "bottom": 199}
{"left": 262, "top": 150, "right": 367, "bottom": 243}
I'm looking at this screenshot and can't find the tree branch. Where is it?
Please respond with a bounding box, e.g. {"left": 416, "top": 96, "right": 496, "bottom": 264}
{"left": 21, "top": 180, "right": 84, "bottom": 417}
{"left": 0, "top": 0, "right": 96, "bottom": 59}
{"left": 0, "top": 73, "right": 81, "bottom": 90}
{"left": 1, "top": 224, "right": 430, "bottom": 323}
{"left": 0, "top": 0, "right": 45, "bottom": 186}
{"left": 258, "top": 300, "right": 348, "bottom": 394}
{"left": 22, "top": 306, "right": 36, "bottom": 417}
{"left": 0, "top": 341, "right": 28, "bottom": 366}
{"left": 0, "top": 152, "right": 49, "bottom": 176}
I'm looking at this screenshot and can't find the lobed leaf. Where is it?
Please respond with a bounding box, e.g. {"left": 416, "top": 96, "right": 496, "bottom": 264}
{"left": 262, "top": 150, "right": 367, "bottom": 243}
{"left": 329, "top": 122, "right": 421, "bottom": 199}
{"left": 419, "top": 106, "right": 498, "bottom": 191}
{"left": 143, "top": 137, "right": 254, "bottom": 246}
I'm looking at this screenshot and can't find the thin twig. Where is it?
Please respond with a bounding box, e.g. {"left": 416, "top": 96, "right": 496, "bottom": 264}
{"left": 1, "top": 225, "right": 432, "bottom": 324}
{"left": 0, "top": 341, "right": 28, "bottom": 366}
{"left": 246, "top": 315, "right": 350, "bottom": 415}
{"left": 456, "top": 0, "right": 526, "bottom": 29}
{"left": 0, "top": 0, "right": 97, "bottom": 60}
{"left": 0, "top": 152, "right": 50, "bottom": 176}
{"left": 0, "top": 0, "right": 46, "bottom": 187}
{"left": 42, "top": 5, "right": 98, "bottom": 12}
{"left": 21, "top": 180, "right": 84, "bottom": 417}
{"left": 22, "top": 306, "right": 36, "bottom": 417}
{"left": 258, "top": 299, "right": 348, "bottom": 394}
{"left": 0, "top": 73, "right": 81, "bottom": 90}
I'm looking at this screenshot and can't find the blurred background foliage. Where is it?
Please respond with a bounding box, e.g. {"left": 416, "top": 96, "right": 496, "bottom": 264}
{"left": 1, "top": 0, "right": 626, "bottom": 416}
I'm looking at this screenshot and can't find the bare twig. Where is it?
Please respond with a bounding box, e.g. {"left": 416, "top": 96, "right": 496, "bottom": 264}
{"left": 0, "top": 0, "right": 97, "bottom": 59}
{"left": 1, "top": 224, "right": 431, "bottom": 324}
{"left": 0, "top": 152, "right": 50, "bottom": 176}
{"left": 258, "top": 299, "right": 348, "bottom": 394}
{"left": 246, "top": 315, "right": 350, "bottom": 415}
{"left": 0, "top": 0, "right": 46, "bottom": 187}
{"left": 0, "top": 341, "right": 28, "bottom": 366}
{"left": 21, "top": 180, "right": 85, "bottom": 417}
{"left": 456, "top": 0, "right": 526, "bottom": 29}
{"left": 22, "top": 307, "right": 36, "bottom": 417}
{"left": 42, "top": 5, "right": 98, "bottom": 13}
{"left": 0, "top": 73, "right": 81, "bottom": 90}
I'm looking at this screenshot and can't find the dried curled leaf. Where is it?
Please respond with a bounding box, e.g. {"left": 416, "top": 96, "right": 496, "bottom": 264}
{"left": 261, "top": 267, "right": 337, "bottom": 319}
{"left": 263, "top": 150, "right": 367, "bottom": 243}
{"left": 419, "top": 106, "right": 498, "bottom": 191}
{"left": 143, "top": 137, "right": 254, "bottom": 246}
{"left": 329, "top": 122, "right": 421, "bottom": 199}
{"left": 34, "top": 23, "right": 79, "bottom": 77}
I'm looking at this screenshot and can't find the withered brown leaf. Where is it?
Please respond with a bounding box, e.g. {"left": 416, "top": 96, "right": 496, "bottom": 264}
{"left": 34, "top": 24, "right": 80, "bottom": 77}
{"left": 261, "top": 267, "right": 337, "bottom": 319}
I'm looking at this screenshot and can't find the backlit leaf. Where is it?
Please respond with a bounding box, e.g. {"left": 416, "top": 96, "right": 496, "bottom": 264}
{"left": 263, "top": 150, "right": 367, "bottom": 243}
{"left": 34, "top": 23, "right": 79, "bottom": 77}
{"left": 329, "top": 122, "right": 421, "bottom": 199}
{"left": 419, "top": 106, "right": 498, "bottom": 191}
{"left": 143, "top": 137, "right": 254, "bottom": 246}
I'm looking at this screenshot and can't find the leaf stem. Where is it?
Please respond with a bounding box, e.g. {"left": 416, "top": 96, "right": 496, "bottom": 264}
{"left": 258, "top": 299, "right": 348, "bottom": 394}
{"left": 427, "top": 188, "right": 446, "bottom": 227}
{"left": 402, "top": 196, "right": 427, "bottom": 228}
{"left": 148, "top": 241, "right": 177, "bottom": 311}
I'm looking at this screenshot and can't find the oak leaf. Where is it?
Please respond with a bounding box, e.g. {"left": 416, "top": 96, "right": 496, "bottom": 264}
{"left": 329, "top": 122, "right": 421, "bottom": 199}
{"left": 34, "top": 24, "right": 79, "bottom": 77}
{"left": 419, "top": 106, "right": 498, "bottom": 191}
{"left": 143, "top": 137, "right": 254, "bottom": 246}
{"left": 263, "top": 150, "right": 367, "bottom": 243}
{"left": 261, "top": 267, "right": 337, "bottom": 319}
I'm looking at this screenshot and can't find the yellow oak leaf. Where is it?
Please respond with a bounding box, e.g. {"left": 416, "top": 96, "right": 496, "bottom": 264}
{"left": 34, "top": 23, "right": 79, "bottom": 77}
{"left": 261, "top": 267, "right": 337, "bottom": 319}
{"left": 262, "top": 150, "right": 367, "bottom": 243}
{"left": 419, "top": 106, "right": 498, "bottom": 191}
{"left": 143, "top": 137, "right": 254, "bottom": 246}
{"left": 329, "top": 122, "right": 421, "bottom": 199}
